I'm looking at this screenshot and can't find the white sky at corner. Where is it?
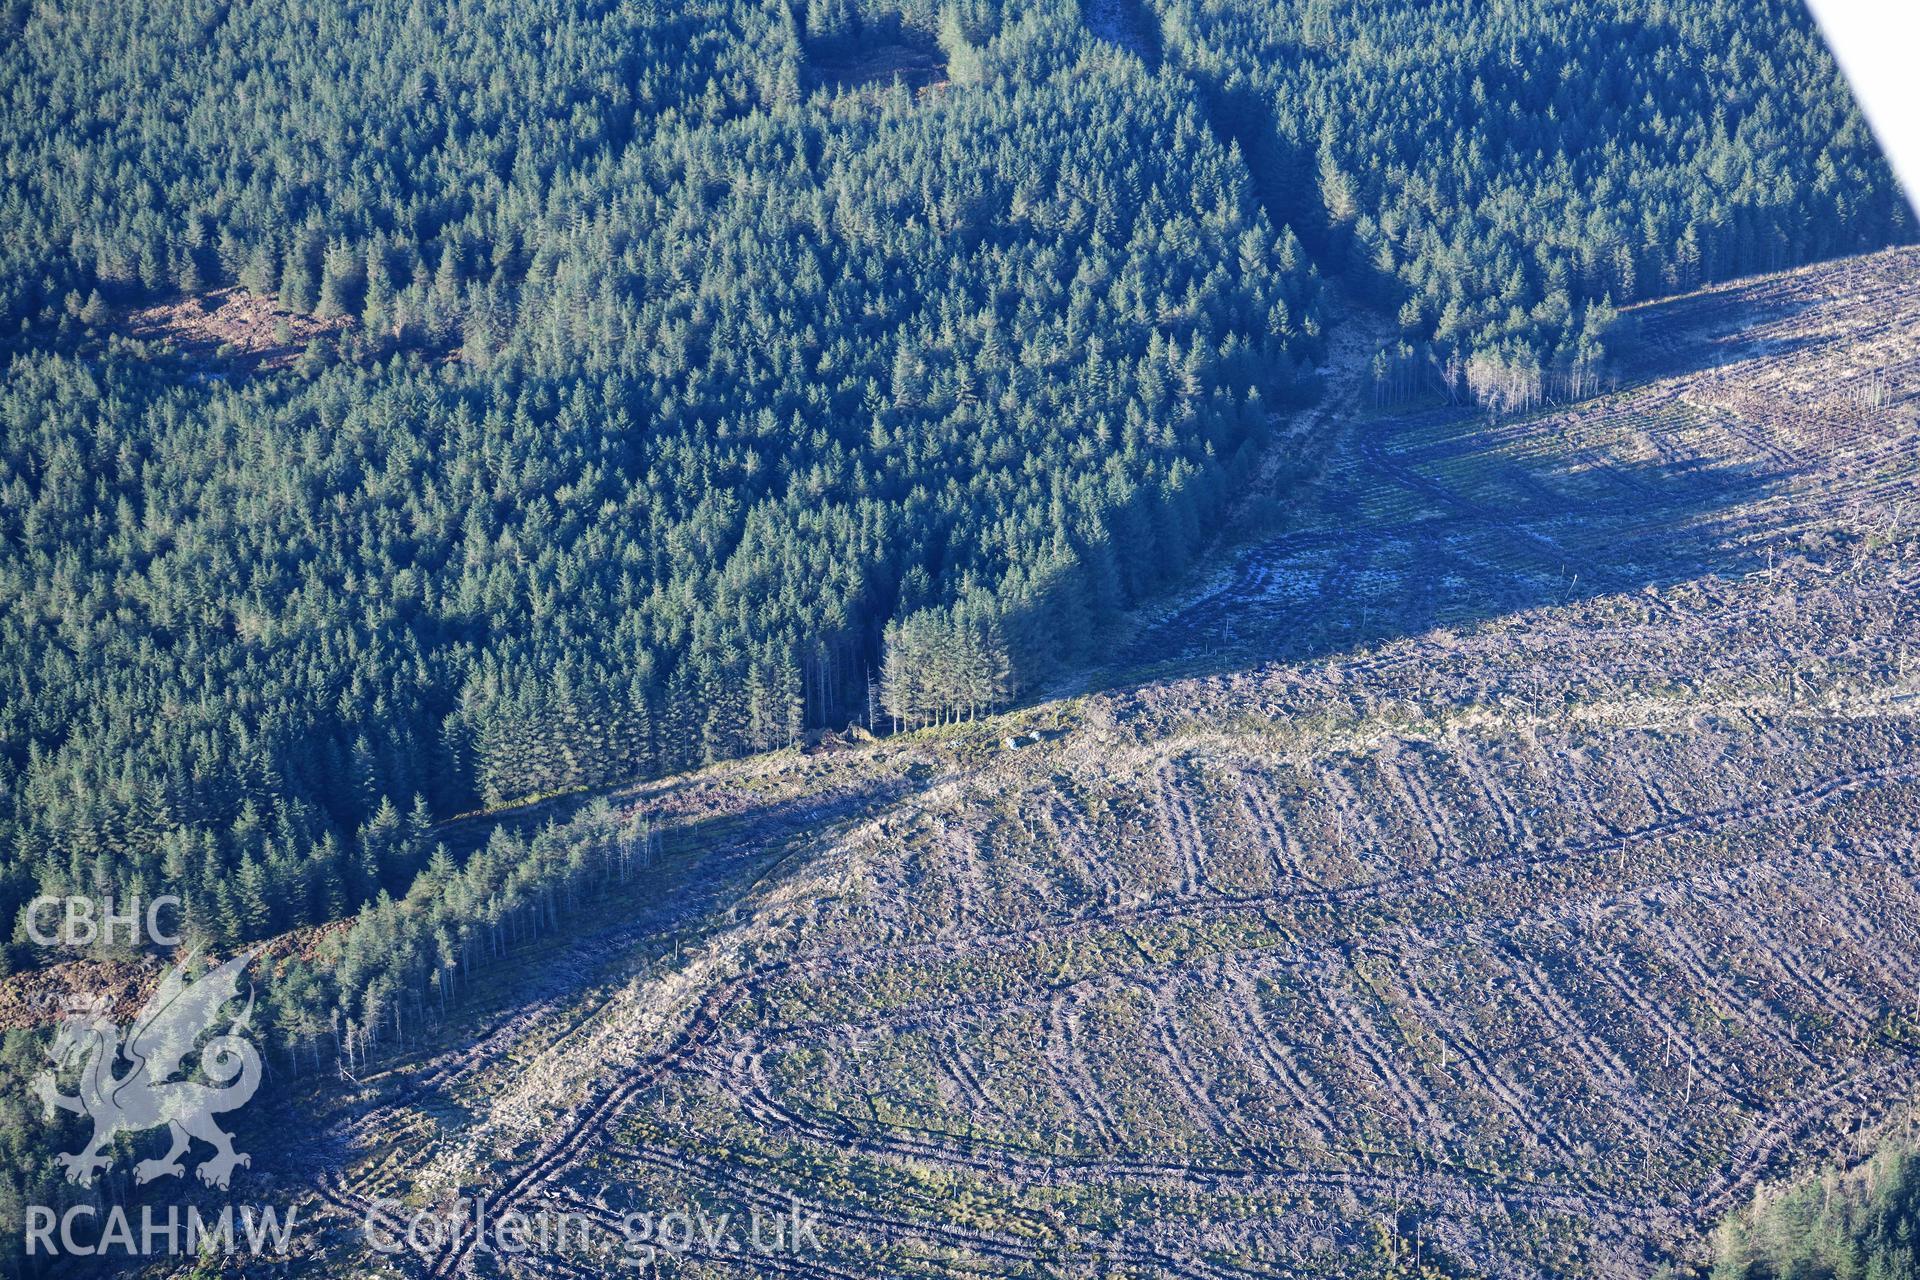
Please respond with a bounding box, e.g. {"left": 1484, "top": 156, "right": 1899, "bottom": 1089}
{"left": 1802, "top": 0, "right": 1920, "bottom": 215}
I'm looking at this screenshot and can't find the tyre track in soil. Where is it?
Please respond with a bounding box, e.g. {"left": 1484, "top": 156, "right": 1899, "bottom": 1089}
{"left": 344, "top": 785, "right": 885, "bottom": 1111}
{"left": 1128, "top": 456, "right": 1738, "bottom": 667}
{"left": 403, "top": 645, "right": 1910, "bottom": 1260}
{"left": 759, "top": 754, "right": 1920, "bottom": 998}
{"left": 718, "top": 855, "right": 1920, "bottom": 1250}
{"left": 600, "top": 1140, "right": 1055, "bottom": 1270}
{"left": 410, "top": 373, "right": 1916, "bottom": 1270}
{"left": 533, "top": 1182, "right": 1252, "bottom": 1280}
{"left": 711, "top": 852, "right": 1917, "bottom": 1225}
{"left": 590, "top": 1142, "right": 1254, "bottom": 1280}
{"left": 399, "top": 254, "right": 1916, "bottom": 1273}
{"left": 306, "top": 784, "right": 893, "bottom": 1231}
{"left": 414, "top": 750, "right": 1915, "bottom": 1275}
{"left": 733, "top": 831, "right": 1911, "bottom": 1076}
{"left": 723, "top": 1040, "right": 1667, "bottom": 1235}
{"left": 718, "top": 759, "right": 1920, "bottom": 1077}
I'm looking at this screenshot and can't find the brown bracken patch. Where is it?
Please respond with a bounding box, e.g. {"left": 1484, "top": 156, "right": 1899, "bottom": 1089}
{"left": 121, "top": 287, "right": 350, "bottom": 374}
{"left": 0, "top": 917, "right": 353, "bottom": 1032}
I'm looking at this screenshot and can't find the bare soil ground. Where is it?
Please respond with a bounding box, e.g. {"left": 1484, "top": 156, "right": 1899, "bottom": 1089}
{"left": 104, "top": 246, "right": 1920, "bottom": 1279}
{"left": 0, "top": 917, "right": 353, "bottom": 1031}
{"left": 118, "top": 286, "right": 349, "bottom": 373}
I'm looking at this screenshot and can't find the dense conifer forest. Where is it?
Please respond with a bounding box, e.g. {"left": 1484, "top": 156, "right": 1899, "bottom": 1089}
{"left": 0, "top": 0, "right": 1903, "bottom": 964}
{"left": 1705, "top": 1136, "right": 1920, "bottom": 1280}
{"left": 0, "top": 0, "right": 1327, "bottom": 957}
{"left": 1144, "top": 0, "right": 1911, "bottom": 409}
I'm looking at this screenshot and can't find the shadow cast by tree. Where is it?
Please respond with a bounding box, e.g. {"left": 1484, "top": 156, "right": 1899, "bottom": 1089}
{"left": 1106, "top": 277, "right": 1840, "bottom": 690}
